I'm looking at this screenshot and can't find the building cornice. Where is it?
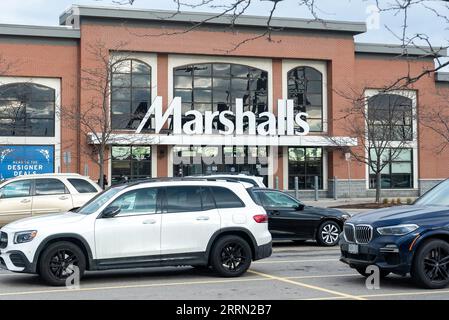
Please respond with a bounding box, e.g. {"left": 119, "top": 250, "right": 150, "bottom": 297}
{"left": 355, "top": 42, "right": 447, "bottom": 57}
{"left": 0, "top": 24, "right": 80, "bottom": 39}
{"left": 60, "top": 5, "right": 367, "bottom": 35}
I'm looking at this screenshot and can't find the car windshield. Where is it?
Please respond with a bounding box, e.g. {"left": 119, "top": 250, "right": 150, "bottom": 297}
{"left": 77, "top": 186, "right": 125, "bottom": 215}
{"left": 414, "top": 179, "right": 449, "bottom": 206}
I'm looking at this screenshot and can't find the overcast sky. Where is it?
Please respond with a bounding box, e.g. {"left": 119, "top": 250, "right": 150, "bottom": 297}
{"left": 0, "top": 0, "right": 448, "bottom": 47}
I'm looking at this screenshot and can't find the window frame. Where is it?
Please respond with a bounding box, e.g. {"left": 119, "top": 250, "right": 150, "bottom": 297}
{"left": 110, "top": 59, "right": 152, "bottom": 130}
{"left": 173, "top": 63, "right": 269, "bottom": 120}
{"left": 287, "top": 66, "right": 323, "bottom": 133}
{"left": 368, "top": 148, "right": 414, "bottom": 189}
{"left": 0, "top": 83, "right": 56, "bottom": 137}
{"left": 367, "top": 94, "right": 413, "bottom": 142}
{"left": 287, "top": 147, "right": 323, "bottom": 190}
{"left": 111, "top": 145, "right": 152, "bottom": 184}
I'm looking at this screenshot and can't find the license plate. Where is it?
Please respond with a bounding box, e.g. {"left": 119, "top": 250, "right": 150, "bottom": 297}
{"left": 348, "top": 244, "right": 359, "bottom": 254}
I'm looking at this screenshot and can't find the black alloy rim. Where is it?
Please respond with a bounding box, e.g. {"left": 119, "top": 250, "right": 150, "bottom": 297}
{"left": 49, "top": 249, "right": 79, "bottom": 280}
{"left": 220, "top": 243, "right": 247, "bottom": 272}
{"left": 423, "top": 246, "right": 449, "bottom": 282}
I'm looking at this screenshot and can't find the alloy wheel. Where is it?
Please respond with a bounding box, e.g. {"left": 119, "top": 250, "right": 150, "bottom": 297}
{"left": 220, "top": 242, "right": 247, "bottom": 272}
{"left": 423, "top": 246, "right": 449, "bottom": 282}
{"left": 49, "top": 249, "right": 79, "bottom": 280}
{"left": 321, "top": 223, "right": 340, "bottom": 245}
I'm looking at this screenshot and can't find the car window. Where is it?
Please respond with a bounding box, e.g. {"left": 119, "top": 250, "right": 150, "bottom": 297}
{"left": 78, "top": 186, "right": 125, "bottom": 215}
{"left": 258, "top": 191, "right": 298, "bottom": 208}
{"left": 35, "top": 179, "right": 67, "bottom": 196}
{"left": 0, "top": 180, "right": 32, "bottom": 198}
{"left": 68, "top": 178, "right": 98, "bottom": 193}
{"left": 166, "top": 186, "right": 202, "bottom": 213}
{"left": 201, "top": 187, "right": 216, "bottom": 210}
{"left": 211, "top": 186, "right": 244, "bottom": 208}
{"left": 108, "top": 188, "right": 158, "bottom": 217}
{"left": 415, "top": 179, "right": 449, "bottom": 206}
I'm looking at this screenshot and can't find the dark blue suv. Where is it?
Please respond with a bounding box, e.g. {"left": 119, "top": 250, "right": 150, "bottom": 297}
{"left": 340, "top": 179, "right": 449, "bottom": 289}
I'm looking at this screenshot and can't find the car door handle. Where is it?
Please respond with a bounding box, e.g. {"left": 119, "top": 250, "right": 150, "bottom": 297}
{"left": 142, "top": 219, "right": 157, "bottom": 225}
{"left": 59, "top": 196, "right": 69, "bottom": 200}
{"left": 20, "top": 199, "right": 31, "bottom": 204}
{"left": 196, "top": 216, "right": 210, "bottom": 221}
{"left": 269, "top": 210, "right": 280, "bottom": 216}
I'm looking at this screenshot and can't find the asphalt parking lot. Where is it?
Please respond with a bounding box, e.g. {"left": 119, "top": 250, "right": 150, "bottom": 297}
{"left": 1, "top": 242, "right": 449, "bottom": 300}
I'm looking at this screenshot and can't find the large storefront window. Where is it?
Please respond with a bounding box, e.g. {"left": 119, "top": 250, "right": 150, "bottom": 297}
{"left": 369, "top": 148, "right": 413, "bottom": 189}
{"left": 173, "top": 145, "right": 268, "bottom": 185}
{"left": 111, "top": 146, "right": 151, "bottom": 184}
{"left": 287, "top": 67, "right": 323, "bottom": 132}
{"left": 288, "top": 147, "right": 323, "bottom": 189}
{"left": 368, "top": 94, "right": 413, "bottom": 141}
{"left": 111, "top": 59, "right": 152, "bottom": 130}
{"left": 0, "top": 83, "right": 55, "bottom": 136}
{"left": 173, "top": 63, "right": 268, "bottom": 129}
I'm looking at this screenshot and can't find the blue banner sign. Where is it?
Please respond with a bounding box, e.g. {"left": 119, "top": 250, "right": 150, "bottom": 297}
{"left": 0, "top": 145, "right": 54, "bottom": 180}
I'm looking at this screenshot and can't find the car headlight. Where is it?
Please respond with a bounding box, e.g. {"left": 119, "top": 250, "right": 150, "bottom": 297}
{"left": 341, "top": 214, "right": 351, "bottom": 221}
{"left": 377, "top": 224, "right": 418, "bottom": 236}
{"left": 14, "top": 230, "right": 37, "bottom": 244}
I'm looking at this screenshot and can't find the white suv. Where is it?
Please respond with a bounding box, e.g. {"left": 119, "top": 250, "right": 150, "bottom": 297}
{"left": 0, "top": 174, "right": 101, "bottom": 225}
{"left": 0, "top": 179, "right": 272, "bottom": 286}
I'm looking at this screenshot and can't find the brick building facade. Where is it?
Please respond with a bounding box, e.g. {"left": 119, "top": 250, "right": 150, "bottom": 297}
{"left": 0, "top": 5, "right": 448, "bottom": 198}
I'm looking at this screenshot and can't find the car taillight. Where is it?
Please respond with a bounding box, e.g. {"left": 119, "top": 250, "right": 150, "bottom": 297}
{"left": 253, "top": 214, "right": 268, "bottom": 223}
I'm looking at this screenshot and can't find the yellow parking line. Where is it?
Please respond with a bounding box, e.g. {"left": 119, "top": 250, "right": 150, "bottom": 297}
{"left": 248, "top": 270, "right": 366, "bottom": 300}
{"left": 0, "top": 276, "right": 272, "bottom": 297}
{"left": 254, "top": 258, "right": 338, "bottom": 264}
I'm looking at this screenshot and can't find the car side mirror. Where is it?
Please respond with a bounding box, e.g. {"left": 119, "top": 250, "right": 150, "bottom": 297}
{"left": 102, "top": 206, "right": 121, "bottom": 218}
{"left": 295, "top": 204, "right": 305, "bottom": 211}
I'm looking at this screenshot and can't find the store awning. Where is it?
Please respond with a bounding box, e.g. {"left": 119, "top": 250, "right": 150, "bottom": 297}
{"left": 87, "top": 133, "right": 357, "bottom": 147}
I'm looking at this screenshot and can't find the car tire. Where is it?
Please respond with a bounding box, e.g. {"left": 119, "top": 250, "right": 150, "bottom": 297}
{"left": 355, "top": 266, "right": 390, "bottom": 278}
{"left": 38, "top": 241, "right": 86, "bottom": 286}
{"left": 210, "top": 235, "right": 252, "bottom": 277}
{"left": 316, "top": 221, "right": 341, "bottom": 246}
{"left": 411, "top": 239, "right": 449, "bottom": 289}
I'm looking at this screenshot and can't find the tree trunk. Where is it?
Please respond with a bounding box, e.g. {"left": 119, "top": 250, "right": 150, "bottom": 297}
{"left": 375, "top": 170, "right": 381, "bottom": 204}
{"left": 98, "top": 147, "right": 105, "bottom": 189}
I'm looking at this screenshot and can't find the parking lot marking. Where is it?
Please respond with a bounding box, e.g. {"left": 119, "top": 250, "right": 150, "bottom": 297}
{"left": 0, "top": 276, "right": 272, "bottom": 297}
{"left": 254, "top": 258, "right": 337, "bottom": 264}
{"left": 248, "top": 270, "right": 366, "bottom": 300}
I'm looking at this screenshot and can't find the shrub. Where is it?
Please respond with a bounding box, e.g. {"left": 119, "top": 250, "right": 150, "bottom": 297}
{"left": 406, "top": 198, "right": 413, "bottom": 205}
{"left": 397, "top": 198, "right": 402, "bottom": 204}
{"left": 382, "top": 198, "right": 389, "bottom": 204}
{"left": 390, "top": 199, "right": 396, "bottom": 205}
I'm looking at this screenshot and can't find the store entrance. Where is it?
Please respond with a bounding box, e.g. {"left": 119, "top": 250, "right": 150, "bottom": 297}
{"left": 172, "top": 146, "right": 269, "bottom": 186}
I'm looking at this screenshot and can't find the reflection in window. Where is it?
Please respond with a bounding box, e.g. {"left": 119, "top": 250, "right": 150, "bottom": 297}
{"left": 288, "top": 147, "right": 323, "bottom": 189}
{"left": 173, "top": 63, "right": 268, "bottom": 131}
{"left": 111, "top": 146, "right": 151, "bottom": 184}
{"left": 287, "top": 67, "right": 323, "bottom": 132}
{"left": 368, "top": 94, "right": 413, "bottom": 141}
{"left": 172, "top": 145, "right": 268, "bottom": 186}
{"left": 369, "top": 148, "right": 413, "bottom": 189}
{"left": 0, "top": 83, "right": 55, "bottom": 136}
{"left": 111, "top": 59, "right": 151, "bottom": 129}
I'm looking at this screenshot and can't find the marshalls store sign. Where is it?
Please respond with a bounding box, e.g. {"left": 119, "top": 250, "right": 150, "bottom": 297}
{"left": 136, "top": 97, "right": 310, "bottom": 136}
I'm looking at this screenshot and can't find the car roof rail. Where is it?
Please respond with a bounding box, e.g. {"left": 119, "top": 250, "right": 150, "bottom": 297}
{"left": 118, "top": 176, "right": 244, "bottom": 188}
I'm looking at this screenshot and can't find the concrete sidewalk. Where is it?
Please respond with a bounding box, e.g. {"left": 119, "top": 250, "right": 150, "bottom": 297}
{"left": 302, "top": 198, "right": 376, "bottom": 215}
